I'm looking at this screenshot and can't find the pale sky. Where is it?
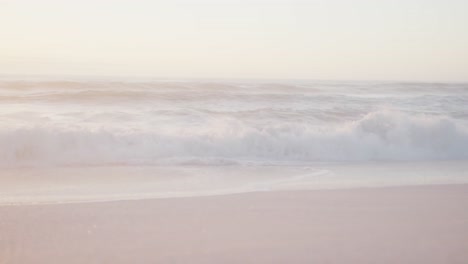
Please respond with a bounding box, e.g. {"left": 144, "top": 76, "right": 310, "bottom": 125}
{"left": 1, "top": 0, "right": 467, "bottom": 82}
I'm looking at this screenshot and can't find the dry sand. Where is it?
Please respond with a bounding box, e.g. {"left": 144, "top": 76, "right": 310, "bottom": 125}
{"left": 1, "top": 184, "right": 468, "bottom": 264}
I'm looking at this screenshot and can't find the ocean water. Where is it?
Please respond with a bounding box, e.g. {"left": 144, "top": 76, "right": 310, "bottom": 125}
{"left": 1, "top": 79, "right": 468, "bottom": 203}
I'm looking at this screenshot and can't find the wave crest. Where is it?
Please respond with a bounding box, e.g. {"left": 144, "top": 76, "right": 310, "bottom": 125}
{"left": 1, "top": 111, "right": 467, "bottom": 167}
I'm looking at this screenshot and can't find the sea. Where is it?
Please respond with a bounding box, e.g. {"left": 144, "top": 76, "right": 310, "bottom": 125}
{"left": 1, "top": 78, "right": 467, "bottom": 204}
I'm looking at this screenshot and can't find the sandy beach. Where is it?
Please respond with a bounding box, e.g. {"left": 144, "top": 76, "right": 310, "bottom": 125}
{"left": 1, "top": 184, "right": 467, "bottom": 264}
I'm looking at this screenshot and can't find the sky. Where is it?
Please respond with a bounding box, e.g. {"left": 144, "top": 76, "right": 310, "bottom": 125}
{"left": 1, "top": 0, "right": 467, "bottom": 82}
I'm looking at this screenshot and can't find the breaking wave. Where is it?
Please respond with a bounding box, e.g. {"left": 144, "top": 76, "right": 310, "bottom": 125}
{"left": 1, "top": 110, "right": 467, "bottom": 167}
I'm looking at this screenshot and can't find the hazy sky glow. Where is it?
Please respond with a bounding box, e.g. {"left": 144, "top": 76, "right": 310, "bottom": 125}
{"left": 1, "top": 0, "right": 467, "bottom": 81}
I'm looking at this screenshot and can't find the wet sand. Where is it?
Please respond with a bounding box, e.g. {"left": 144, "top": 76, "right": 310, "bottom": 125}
{"left": 1, "top": 184, "right": 468, "bottom": 264}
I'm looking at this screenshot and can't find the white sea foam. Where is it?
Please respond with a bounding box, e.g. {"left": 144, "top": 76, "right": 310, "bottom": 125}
{"left": 0, "top": 110, "right": 467, "bottom": 167}
{"left": 0, "top": 80, "right": 467, "bottom": 167}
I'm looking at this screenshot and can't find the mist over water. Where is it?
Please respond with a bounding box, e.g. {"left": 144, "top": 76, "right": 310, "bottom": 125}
{"left": 1, "top": 80, "right": 468, "bottom": 167}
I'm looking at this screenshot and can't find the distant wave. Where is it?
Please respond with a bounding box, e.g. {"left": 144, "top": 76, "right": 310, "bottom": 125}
{"left": 2, "top": 80, "right": 468, "bottom": 93}
{"left": 1, "top": 110, "right": 467, "bottom": 167}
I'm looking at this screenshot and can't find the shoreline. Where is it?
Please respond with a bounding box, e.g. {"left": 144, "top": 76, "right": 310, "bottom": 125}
{"left": 1, "top": 182, "right": 467, "bottom": 207}
{"left": 2, "top": 161, "right": 468, "bottom": 206}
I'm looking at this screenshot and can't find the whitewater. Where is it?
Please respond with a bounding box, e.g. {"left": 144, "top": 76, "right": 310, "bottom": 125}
{"left": 1, "top": 78, "right": 467, "bottom": 204}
